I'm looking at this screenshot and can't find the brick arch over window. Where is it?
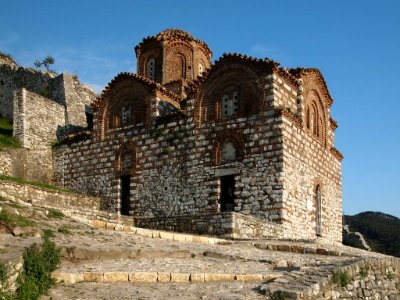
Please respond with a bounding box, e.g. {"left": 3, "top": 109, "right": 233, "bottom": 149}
{"left": 164, "top": 42, "right": 193, "bottom": 83}
{"left": 197, "top": 68, "right": 261, "bottom": 125}
{"left": 114, "top": 142, "right": 136, "bottom": 176}
{"left": 211, "top": 131, "right": 245, "bottom": 166}
{"left": 137, "top": 45, "right": 162, "bottom": 83}
{"left": 97, "top": 80, "right": 152, "bottom": 140}
{"left": 305, "top": 89, "right": 327, "bottom": 146}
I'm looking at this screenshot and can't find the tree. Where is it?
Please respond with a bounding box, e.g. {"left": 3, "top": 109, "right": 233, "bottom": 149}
{"left": 34, "top": 55, "right": 55, "bottom": 72}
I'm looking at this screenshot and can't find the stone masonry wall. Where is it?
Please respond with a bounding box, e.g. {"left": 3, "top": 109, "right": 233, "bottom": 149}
{"left": 0, "top": 151, "right": 12, "bottom": 175}
{"left": 0, "top": 61, "right": 96, "bottom": 128}
{"left": 135, "top": 212, "right": 284, "bottom": 239}
{"left": 13, "top": 88, "right": 65, "bottom": 149}
{"left": 0, "top": 62, "right": 57, "bottom": 121}
{"left": 319, "top": 258, "right": 399, "bottom": 299}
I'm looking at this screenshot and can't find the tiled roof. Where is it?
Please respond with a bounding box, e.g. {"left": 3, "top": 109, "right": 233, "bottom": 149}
{"left": 135, "top": 28, "right": 212, "bottom": 57}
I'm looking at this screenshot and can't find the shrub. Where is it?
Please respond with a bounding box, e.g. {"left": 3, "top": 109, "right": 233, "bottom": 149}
{"left": 57, "top": 227, "right": 71, "bottom": 235}
{"left": 333, "top": 271, "right": 351, "bottom": 287}
{"left": 0, "top": 261, "right": 7, "bottom": 283}
{"left": 16, "top": 236, "right": 60, "bottom": 300}
{"left": 47, "top": 209, "right": 64, "bottom": 219}
{"left": 271, "top": 291, "right": 290, "bottom": 300}
{"left": 359, "top": 265, "right": 369, "bottom": 278}
{"left": 387, "top": 271, "right": 396, "bottom": 280}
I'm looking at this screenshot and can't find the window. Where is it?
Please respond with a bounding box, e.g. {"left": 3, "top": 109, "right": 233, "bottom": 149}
{"left": 222, "top": 92, "right": 239, "bottom": 117}
{"left": 121, "top": 152, "right": 133, "bottom": 170}
{"left": 198, "top": 62, "right": 204, "bottom": 76}
{"left": 146, "top": 58, "right": 155, "bottom": 80}
{"left": 121, "top": 106, "right": 131, "bottom": 124}
{"left": 315, "top": 185, "right": 322, "bottom": 236}
{"left": 221, "top": 142, "right": 237, "bottom": 163}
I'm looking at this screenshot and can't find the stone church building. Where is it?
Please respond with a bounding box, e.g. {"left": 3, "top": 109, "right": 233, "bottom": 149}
{"left": 54, "top": 29, "right": 343, "bottom": 243}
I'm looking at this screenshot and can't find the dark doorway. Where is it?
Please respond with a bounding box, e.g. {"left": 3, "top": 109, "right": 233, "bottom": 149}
{"left": 220, "top": 175, "right": 235, "bottom": 212}
{"left": 120, "top": 175, "right": 131, "bottom": 215}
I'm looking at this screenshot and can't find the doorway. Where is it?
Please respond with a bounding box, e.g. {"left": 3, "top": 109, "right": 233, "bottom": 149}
{"left": 220, "top": 175, "right": 235, "bottom": 212}
{"left": 120, "top": 175, "right": 131, "bottom": 216}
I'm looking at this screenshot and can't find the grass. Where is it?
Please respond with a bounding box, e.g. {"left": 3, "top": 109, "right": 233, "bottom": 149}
{"left": 0, "top": 261, "right": 7, "bottom": 283}
{"left": 0, "top": 174, "right": 71, "bottom": 193}
{"left": 47, "top": 209, "right": 64, "bottom": 219}
{"left": 57, "top": 226, "right": 71, "bottom": 235}
{"left": 0, "top": 209, "right": 35, "bottom": 228}
{"left": 333, "top": 271, "right": 351, "bottom": 287}
{"left": 0, "top": 118, "right": 20, "bottom": 151}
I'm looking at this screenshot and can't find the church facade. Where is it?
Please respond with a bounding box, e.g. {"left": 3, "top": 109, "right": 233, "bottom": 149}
{"left": 54, "top": 29, "right": 343, "bottom": 243}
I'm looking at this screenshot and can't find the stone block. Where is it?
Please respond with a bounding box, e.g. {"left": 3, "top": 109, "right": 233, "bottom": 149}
{"left": 173, "top": 233, "right": 186, "bottom": 242}
{"left": 106, "top": 223, "right": 117, "bottom": 230}
{"left": 192, "top": 236, "right": 209, "bottom": 244}
{"left": 204, "top": 273, "right": 235, "bottom": 282}
{"left": 103, "top": 272, "right": 129, "bottom": 282}
{"left": 170, "top": 273, "right": 190, "bottom": 282}
{"left": 235, "top": 274, "right": 263, "bottom": 281}
{"left": 52, "top": 272, "right": 83, "bottom": 284}
{"left": 90, "top": 220, "right": 106, "bottom": 228}
{"left": 190, "top": 273, "right": 205, "bottom": 282}
{"left": 159, "top": 231, "right": 174, "bottom": 240}
{"left": 83, "top": 272, "right": 103, "bottom": 282}
{"left": 157, "top": 272, "right": 171, "bottom": 282}
{"left": 135, "top": 228, "right": 153, "bottom": 238}
{"left": 129, "top": 272, "right": 158, "bottom": 283}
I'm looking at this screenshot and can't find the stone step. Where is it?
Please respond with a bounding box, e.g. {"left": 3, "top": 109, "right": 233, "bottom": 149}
{"left": 52, "top": 271, "right": 281, "bottom": 284}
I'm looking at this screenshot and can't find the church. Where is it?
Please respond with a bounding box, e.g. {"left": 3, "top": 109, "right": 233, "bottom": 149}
{"left": 54, "top": 29, "right": 343, "bottom": 243}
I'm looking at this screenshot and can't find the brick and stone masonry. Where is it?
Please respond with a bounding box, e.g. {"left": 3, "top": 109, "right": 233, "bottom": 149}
{"left": 52, "top": 29, "right": 343, "bottom": 243}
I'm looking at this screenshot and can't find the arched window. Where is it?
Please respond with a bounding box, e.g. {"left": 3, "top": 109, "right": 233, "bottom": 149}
{"left": 174, "top": 54, "right": 186, "bottom": 80}
{"left": 222, "top": 91, "right": 239, "bottom": 117}
{"left": 146, "top": 58, "right": 155, "bottom": 80}
{"left": 306, "top": 107, "right": 310, "bottom": 130}
{"left": 198, "top": 62, "right": 204, "bottom": 76}
{"left": 315, "top": 185, "right": 322, "bottom": 237}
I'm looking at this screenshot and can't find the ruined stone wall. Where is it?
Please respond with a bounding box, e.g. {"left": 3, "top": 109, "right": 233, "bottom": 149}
{"left": 61, "top": 73, "right": 97, "bottom": 127}
{"left": 0, "top": 151, "right": 12, "bottom": 175}
{"left": 0, "top": 62, "right": 96, "bottom": 127}
{"left": 13, "top": 88, "right": 65, "bottom": 149}
{"left": 0, "top": 63, "right": 56, "bottom": 121}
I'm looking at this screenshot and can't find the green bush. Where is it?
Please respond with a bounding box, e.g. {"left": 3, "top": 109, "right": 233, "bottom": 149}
{"left": 333, "top": 271, "right": 351, "bottom": 287}
{"left": 0, "top": 261, "right": 7, "bottom": 283}
{"left": 57, "top": 227, "right": 71, "bottom": 235}
{"left": 16, "top": 236, "right": 60, "bottom": 300}
{"left": 271, "top": 291, "right": 290, "bottom": 300}
{"left": 359, "top": 265, "right": 369, "bottom": 278}
{"left": 387, "top": 271, "right": 396, "bottom": 280}
{"left": 47, "top": 209, "right": 64, "bottom": 219}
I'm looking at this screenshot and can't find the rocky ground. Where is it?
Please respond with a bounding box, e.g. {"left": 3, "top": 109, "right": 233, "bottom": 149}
{"left": 0, "top": 196, "right": 396, "bottom": 299}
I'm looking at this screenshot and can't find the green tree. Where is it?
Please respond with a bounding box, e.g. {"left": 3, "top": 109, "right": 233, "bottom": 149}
{"left": 33, "top": 55, "right": 55, "bottom": 72}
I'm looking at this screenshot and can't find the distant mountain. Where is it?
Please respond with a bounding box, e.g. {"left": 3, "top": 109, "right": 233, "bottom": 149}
{"left": 343, "top": 211, "right": 400, "bottom": 257}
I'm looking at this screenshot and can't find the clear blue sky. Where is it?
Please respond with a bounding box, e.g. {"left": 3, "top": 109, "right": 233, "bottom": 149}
{"left": 1, "top": 1, "right": 399, "bottom": 217}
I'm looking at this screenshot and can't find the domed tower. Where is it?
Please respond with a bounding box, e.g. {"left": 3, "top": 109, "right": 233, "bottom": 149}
{"left": 135, "top": 29, "right": 212, "bottom": 93}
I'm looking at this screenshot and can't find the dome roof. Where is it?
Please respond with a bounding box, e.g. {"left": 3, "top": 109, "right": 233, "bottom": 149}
{"left": 135, "top": 28, "right": 211, "bottom": 57}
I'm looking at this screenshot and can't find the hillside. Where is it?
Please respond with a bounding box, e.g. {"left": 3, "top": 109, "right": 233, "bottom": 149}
{"left": 344, "top": 211, "right": 400, "bottom": 257}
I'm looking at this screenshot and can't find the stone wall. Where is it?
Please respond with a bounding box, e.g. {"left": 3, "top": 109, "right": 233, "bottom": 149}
{"left": 0, "top": 62, "right": 57, "bottom": 121}
{"left": 13, "top": 88, "right": 65, "bottom": 149}
{"left": 0, "top": 179, "right": 100, "bottom": 215}
{"left": 321, "top": 258, "right": 400, "bottom": 299}
{"left": 0, "top": 151, "right": 12, "bottom": 175}
{"left": 0, "top": 60, "right": 96, "bottom": 129}
{"left": 135, "top": 212, "right": 284, "bottom": 239}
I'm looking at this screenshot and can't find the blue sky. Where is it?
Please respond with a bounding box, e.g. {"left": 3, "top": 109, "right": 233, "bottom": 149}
{"left": 1, "top": 1, "right": 399, "bottom": 217}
